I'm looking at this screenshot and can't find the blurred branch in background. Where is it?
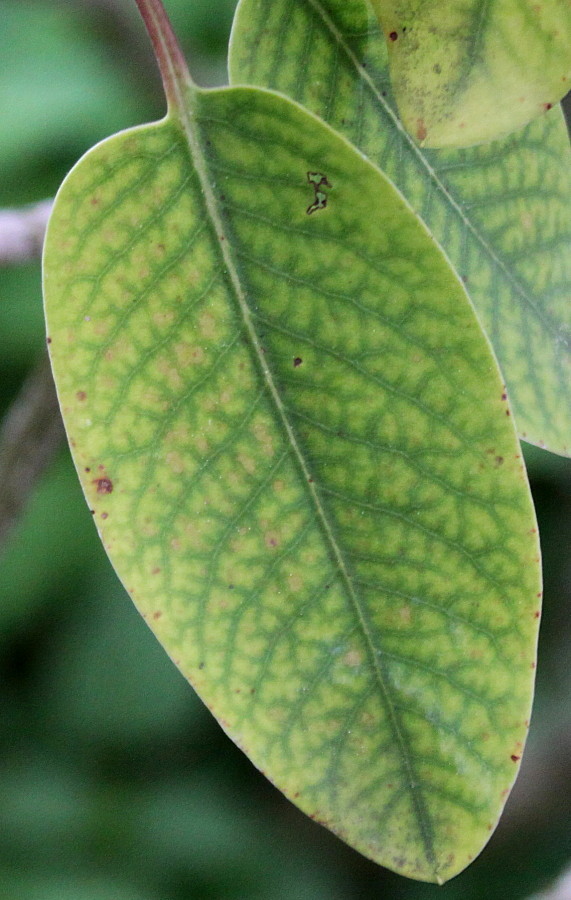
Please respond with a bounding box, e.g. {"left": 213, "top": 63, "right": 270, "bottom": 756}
{"left": 528, "top": 863, "right": 571, "bottom": 899}
{"left": 0, "top": 353, "right": 64, "bottom": 547}
{"left": 0, "top": 199, "right": 64, "bottom": 548}
{"left": 0, "top": 200, "right": 52, "bottom": 265}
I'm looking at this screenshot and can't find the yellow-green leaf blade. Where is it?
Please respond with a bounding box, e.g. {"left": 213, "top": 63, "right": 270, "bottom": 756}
{"left": 229, "top": 0, "right": 571, "bottom": 455}
{"left": 43, "top": 86, "right": 540, "bottom": 883}
{"left": 370, "top": 0, "right": 571, "bottom": 147}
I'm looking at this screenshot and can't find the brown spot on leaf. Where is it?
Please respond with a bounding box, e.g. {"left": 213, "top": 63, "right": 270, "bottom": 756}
{"left": 416, "top": 119, "right": 427, "bottom": 141}
{"left": 101, "top": 512, "right": 109, "bottom": 520}
{"left": 265, "top": 531, "right": 279, "bottom": 548}
{"left": 76, "top": 391, "right": 87, "bottom": 402}
{"left": 399, "top": 605, "right": 412, "bottom": 625}
{"left": 94, "top": 477, "right": 113, "bottom": 494}
{"left": 153, "top": 611, "right": 162, "bottom": 620}
{"left": 289, "top": 573, "right": 303, "bottom": 592}
{"left": 511, "top": 754, "right": 520, "bottom": 762}
{"left": 389, "top": 30, "right": 398, "bottom": 41}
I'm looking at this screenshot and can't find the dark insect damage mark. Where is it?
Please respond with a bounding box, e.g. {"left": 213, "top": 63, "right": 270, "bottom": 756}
{"left": 293, "top": 356, "right": 303, "bottom": 367}
{"left": 510, "top": 754, "right": 521, "bottom": 762}
{"left": 389, "top": 30, "right": 398, "bottom": 41}
{"left": 94, "top": 476, "right": 113, "bottom": 494}
{"left": 306, "top": 172, "right": 332, "bottom": 215}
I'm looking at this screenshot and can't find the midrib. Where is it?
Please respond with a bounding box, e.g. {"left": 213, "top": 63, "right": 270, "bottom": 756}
{"left": 174, "top": 84, "right": 439, "bottom": 877}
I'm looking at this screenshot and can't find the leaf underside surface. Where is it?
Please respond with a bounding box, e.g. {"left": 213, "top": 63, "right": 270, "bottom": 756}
{"left": 44, "top": 81, "right": 541, "bottom": 883}
{"left": 229, "top": 0, "right": 571, "bottom": 457}
{"left": 370, "top": 0, "right": 571, "bottom": 148}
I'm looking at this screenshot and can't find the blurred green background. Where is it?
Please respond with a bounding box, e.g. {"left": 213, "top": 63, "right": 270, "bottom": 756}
{"left": 0, "top": 2, "right": 570, "bottom": 898}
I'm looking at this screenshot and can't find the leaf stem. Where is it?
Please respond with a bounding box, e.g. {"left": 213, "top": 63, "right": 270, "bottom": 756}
{"left": 133, "top": 0, "right": 194, "bottom": 112}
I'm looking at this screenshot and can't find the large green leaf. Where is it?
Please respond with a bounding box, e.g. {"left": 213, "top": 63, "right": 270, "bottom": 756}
{"left": 228, "top": 0, "right": 571, "bottom": 456}
{"left": 43, "top": 1, "right": 540, "bottom": 884}
{"left": 369, "top": 0, "right": 571, "bottom": 147}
